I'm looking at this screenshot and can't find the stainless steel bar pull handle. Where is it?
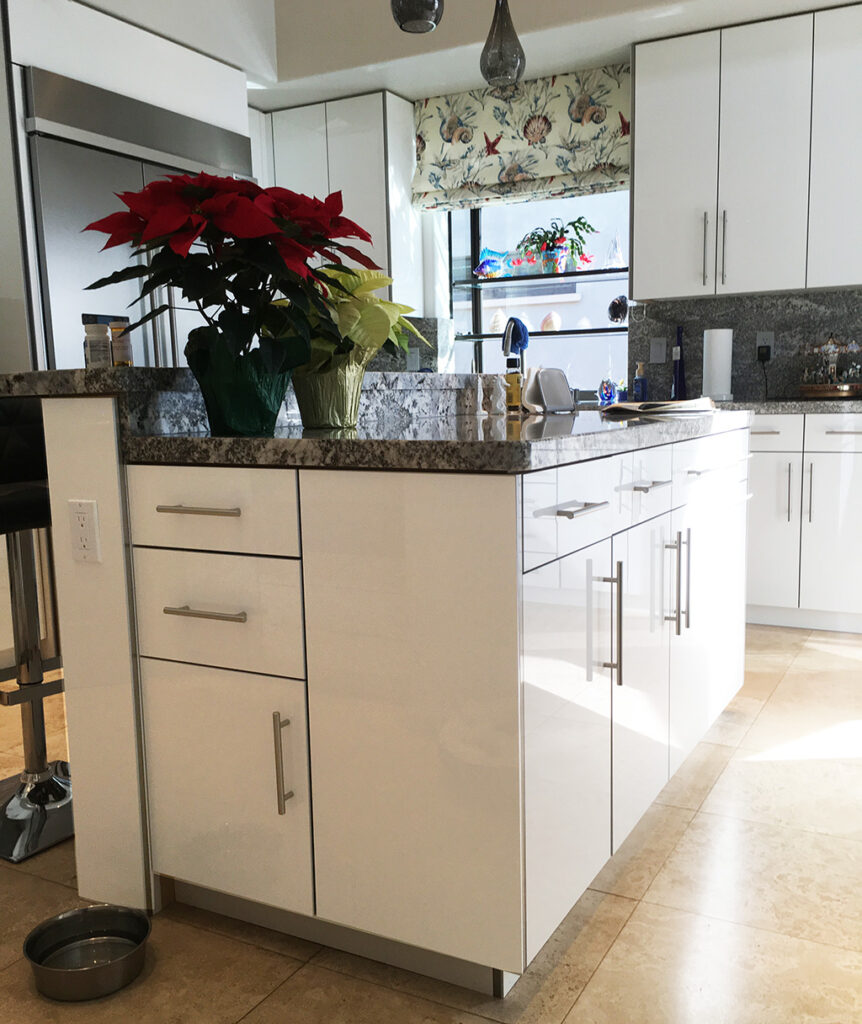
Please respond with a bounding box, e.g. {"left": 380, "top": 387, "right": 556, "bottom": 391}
{"left": 272, "top": 712, "right": 295, "bottom": 815}
{"left": 665, "top": 532, "right": 683, "bottom": 636}
{"left": 721, "top": 210, "right": 727, "bottom": 285}
{"left": 702, "top": 211, "right": 709, "bottom": 286}
{"left": 536, "top": 499, "right": 610, "bottom": 520}
{"left": 633, "top": 480, "right": 672, "bottom": 494}
{"left": 824, "top": 430, "right": 862, "bottom": 435}
{"left": 751, "top": 430, "right": 781, "bottom": 436}
{"left": 808, "top": 462, "right": 814, "bottom": 523}
{"left": 601, "top": 561, "right": 624, "bottom": 686}
{"left": 787, "top": 462, "right": 792, "bottom": 524}
{"left": 163, "top": 604, "right": 248, "bottom": 624}
{"left": 156, "top": 504, "right": 242, "bottom": 517}
{"left": 684, "top": 528, "right": 692, "bottom": 630}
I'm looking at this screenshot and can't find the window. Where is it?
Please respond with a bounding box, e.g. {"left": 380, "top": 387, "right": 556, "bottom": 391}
{"left": 449, "top": 191, "right": 630, "bottom": 393}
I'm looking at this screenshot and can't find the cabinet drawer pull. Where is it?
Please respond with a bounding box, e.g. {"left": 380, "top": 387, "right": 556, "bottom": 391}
{"left": 633, "top": 479, "right": 672, "bottom": 494}
{"left": 786, "top": 462, "right": 792, "bottom": 523}
{"left": 824, "top": 430, "right": 862, "bottom": 436}
{"left": 535, "top": 499, "right": 610, "bottom": 520}
{"left": 702, "top": 211, "right": 709, "bottom": 286}
{"left": 684, "top": 528, "right": 692, "bottom": 629}
{"left": 721, "top": 209, "right": 727, "bottom": 285}
{"left": 751, "top": 430, "right": 781, "bottom": 436}
{"left": 163, "top": 604, "right": 248, "bottom": 624}
{"left": 600, "top": 561, "right": 623, "bottom": 686}
{"left": 272, "top": 712, "right": 295, "bottom": 815}
{"left": 156, "top": 504, "right": 242, "bottom": 517}
{"left": 664, "top": 532, "right": 683, "bottom": 636}
{"left": 808, "top": 462, "right": 814, "bottom": 523}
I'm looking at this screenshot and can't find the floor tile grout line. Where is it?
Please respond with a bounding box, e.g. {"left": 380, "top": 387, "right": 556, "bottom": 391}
{"left": 635, "top": 894, "right": 862, "bottom": 960}
{"left": 559, "top": 895, "right": 640, "bottom": 1022}
{"left": 0, "top": 956, "right": 23, "bottom": 978}
{"left": 688, "top": 804, "right": 862, "bottom": 846}
{"left": 232, "top": 960, "right": 306, "bottom": 1024}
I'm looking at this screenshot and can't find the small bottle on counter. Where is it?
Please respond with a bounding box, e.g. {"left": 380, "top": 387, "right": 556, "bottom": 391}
{"left": 633, "top": 361, "right": 648, "bottom": 401}
{"left": 83, "top": 324, "right": 112, "bottom": 368}
{"left": 504, "top": 357, "right": 523, "bottom": 413}
{"left": 109, "top": 322, "right": 133, "bottom": 367}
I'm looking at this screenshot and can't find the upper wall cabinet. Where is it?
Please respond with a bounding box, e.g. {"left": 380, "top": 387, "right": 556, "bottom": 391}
{"left": 632, "top": 15, "right": 814, "bottom": 301}
{"left": 272, "top": 92, "right": 423, "bottom": 312}
{"left": 807, "top": 6, "right": 862, "bottom": 289}
{"left": 717, "top": 16, "right": 812, "bottom": 295}
{"left": 631, "top": 32, "right": 720, "bottom": 301}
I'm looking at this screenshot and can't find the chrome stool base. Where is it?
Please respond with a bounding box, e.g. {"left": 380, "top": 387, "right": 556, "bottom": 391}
{"left": 0, "top": 760, "right": 72, "bottom": 863}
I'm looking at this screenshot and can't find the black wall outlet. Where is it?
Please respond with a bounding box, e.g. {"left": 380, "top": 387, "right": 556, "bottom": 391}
{"left": 757, "top": 345, "right": 772, "bottom": 363}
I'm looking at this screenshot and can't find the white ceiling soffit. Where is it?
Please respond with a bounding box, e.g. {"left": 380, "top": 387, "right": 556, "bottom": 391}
{"left": 253, "top": 0, "right": 842, "bottom": 110}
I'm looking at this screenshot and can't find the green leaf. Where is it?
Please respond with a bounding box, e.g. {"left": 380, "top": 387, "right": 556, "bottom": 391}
{"left": 86, "top": 263, "right": 151, "bottom": 291}
{"left": 217, "top": 307, "right": 256, "bottom": 356}
{"left": 123, "top": 303, "right": 170, "bottom": 336}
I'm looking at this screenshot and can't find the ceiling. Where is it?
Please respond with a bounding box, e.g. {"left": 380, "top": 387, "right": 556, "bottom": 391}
{"left": 251, "top": 0, "right": 846, "bottom": 110}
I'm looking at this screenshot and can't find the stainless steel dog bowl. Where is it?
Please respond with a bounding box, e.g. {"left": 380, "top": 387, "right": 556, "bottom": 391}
{"left": 23, "top": 905, "right": 151, "bottom": 1001}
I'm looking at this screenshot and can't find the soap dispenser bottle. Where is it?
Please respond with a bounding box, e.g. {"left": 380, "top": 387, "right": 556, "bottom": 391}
{"left": 633, "top": 362, "right": 648, "bottom": 401}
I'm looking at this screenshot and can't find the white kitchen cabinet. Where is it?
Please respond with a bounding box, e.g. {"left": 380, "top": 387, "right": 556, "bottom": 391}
{"left": 716, "top": 16, "right": 812, "bottom": 295}
{"left": 808, "top": 6, "right": 862, "bottom": 289}
{"left": 747, "top": 452, "right": 802, "bottom": 609}
{"left": 800, "top": 452, "right": 862, "bottom": 614}
{"left": 631, "top": 31, "right": 720, "bottom": 301}
{"left": 142, "top": 659, "right": 314, "bottom": 915}
{"left": 272, "top": 104, "right": 329, "bottom": 199}
{"left": 271, "top": 92, "right": 423, "bottom": 310}
{"left": 522, "top": 540, "right": 612, "bottom": 961}
{"left": 611, "top": 515, "right": 671, "bottom": 852}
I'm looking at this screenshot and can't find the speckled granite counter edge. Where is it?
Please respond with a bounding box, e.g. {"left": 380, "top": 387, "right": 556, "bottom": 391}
{"left": 122, "top": 412, "right": 753, "bottom": 474}
{"left": 719, "top": 400, "right": 862, "bottom": 415}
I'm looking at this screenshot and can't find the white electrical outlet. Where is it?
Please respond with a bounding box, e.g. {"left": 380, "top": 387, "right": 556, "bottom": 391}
{"left": 68, "top": 499, "right": 102, "bottom": 563}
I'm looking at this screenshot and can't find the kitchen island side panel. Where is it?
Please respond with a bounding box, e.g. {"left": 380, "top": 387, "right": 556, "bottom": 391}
{"left": 300, "top": 470, "right": 525, "bottom": 972}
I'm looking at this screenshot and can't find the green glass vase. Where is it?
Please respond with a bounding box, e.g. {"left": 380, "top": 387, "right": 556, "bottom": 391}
{"left": 291, "top": 347, "right": 374, "bottom": 430}
{"left": 187, "top": 334, "right": 291, "bottom": 437}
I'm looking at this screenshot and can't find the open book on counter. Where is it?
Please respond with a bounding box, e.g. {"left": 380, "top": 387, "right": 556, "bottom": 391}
{"left": 602, "top": 397, "right": 716, "bottom": 418}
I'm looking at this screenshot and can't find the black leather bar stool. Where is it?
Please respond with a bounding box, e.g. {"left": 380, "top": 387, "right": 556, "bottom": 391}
{"left": 0, "top": 397, "right": 72, "bottom": 862}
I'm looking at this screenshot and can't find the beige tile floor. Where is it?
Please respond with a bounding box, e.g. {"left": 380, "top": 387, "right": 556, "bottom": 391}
{"left": 1, "top": 625, "right": 861, "bottom": 1022}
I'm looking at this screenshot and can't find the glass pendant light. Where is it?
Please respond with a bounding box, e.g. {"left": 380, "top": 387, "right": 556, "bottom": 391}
{"left": 391, "top": 0, "right": 444, "bottom": 33}
{"left": 480, "top": 0, "right": 526, "bottom": 87}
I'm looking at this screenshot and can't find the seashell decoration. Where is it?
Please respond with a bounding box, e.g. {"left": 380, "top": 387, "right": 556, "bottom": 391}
{"left": 522, "top": 114, "right": 551, "bottom": 146}
{"left": 541, "top": 311, "right": 562, "bottom": 333}
{"left": 489, "top": 309, "right": 507, "bottom": 333}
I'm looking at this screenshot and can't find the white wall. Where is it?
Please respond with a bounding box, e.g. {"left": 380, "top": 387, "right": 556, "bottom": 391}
{"left": 8, "top": 0, "right": 249, "bottom": 135}
{"left": 74, "top": 0, "right": 277, "bottom": 83}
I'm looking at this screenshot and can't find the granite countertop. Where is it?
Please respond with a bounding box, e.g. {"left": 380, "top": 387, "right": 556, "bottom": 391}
{"left": 720, "top": 399, "right": 862, "bottom": 414}
{"left": 0, "top": 368, "right": 752, "bottom": 474}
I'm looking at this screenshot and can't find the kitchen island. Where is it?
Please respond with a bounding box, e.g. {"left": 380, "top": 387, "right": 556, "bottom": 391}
{"left": 6, "top": 371, "right": 751, "bottom": 996}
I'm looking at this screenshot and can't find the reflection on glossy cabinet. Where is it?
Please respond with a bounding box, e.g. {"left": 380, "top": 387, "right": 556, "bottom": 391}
{"left": 611, "top": 515, "right": 671, "bottom": 852}
{"left": 747, "top": 452, "right": 802, "bottom": 609}
{"left": 801, "top": 452, "right": 862, "bottom": 613}
{"left": 142, "top": 658, "right": 314, "bottom": 915}
{"left": 522, "top": 540, "right": 612, "bottom": 961}
{"left": 271, "top": 105, "right": 329, "bottom": 199}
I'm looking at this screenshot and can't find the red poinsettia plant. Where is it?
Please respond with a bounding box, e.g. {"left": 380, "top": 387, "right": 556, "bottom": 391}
{"left": 85, "top": 172, "right": 376, "bottom": 375}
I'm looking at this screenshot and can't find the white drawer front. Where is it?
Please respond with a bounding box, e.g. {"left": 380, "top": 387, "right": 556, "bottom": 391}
{"left": 554, "top": 455, "right": 631, "bottom": 558}
{"left": 522, "top": 473, "right": 558, "bottom": 572}
{"left": 142, "top": 659, "right": 314, "bottom": 915}
{"left": 628, "top": 446, "right": 673, "bottom": 525}
{"left": 749, "top": 414, "right": 803, "bottom": 452}
{"left": 127, "top": 465, "right": 299, "bottom": 557}
{"left": 672, "top": 430, "right": 750, "bottom": 507}
{"left": 134, "top": 547, "right": 305, "bottom": 678}
{"left": 804, "top": 413, "right": 862, "bottom": 452}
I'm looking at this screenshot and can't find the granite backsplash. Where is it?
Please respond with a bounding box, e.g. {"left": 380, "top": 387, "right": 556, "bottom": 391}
{"left": 628, "top": 287, "right": 862, "bottom": 401}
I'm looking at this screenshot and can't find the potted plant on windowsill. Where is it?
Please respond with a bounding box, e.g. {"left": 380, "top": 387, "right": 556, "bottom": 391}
{"left": 517, "top": 216, "right": 596, "bottom": 275}
{"left": 84, "top": 173, "right": 376, "bottom": 437}
{"left": 290, "top": 268, "right": 427, "bottom": 431}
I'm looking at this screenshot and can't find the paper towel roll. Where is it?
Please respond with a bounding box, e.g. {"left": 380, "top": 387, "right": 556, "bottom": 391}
{"left": 702, "top": 329, "right": 733, "bottom": 401}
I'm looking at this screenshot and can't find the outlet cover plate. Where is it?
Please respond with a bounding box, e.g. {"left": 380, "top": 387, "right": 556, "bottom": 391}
{"left": 649, "top": 338, "right": 667, "bottom": 363}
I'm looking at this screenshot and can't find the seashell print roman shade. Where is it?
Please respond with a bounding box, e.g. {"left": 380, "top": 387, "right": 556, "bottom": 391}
{"left": 412, "top": 64, "right": 631, "bottom": 210}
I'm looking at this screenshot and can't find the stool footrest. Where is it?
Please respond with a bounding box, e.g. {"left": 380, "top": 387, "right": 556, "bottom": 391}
{"left": 0, "top": 676, "right": 64, "bottom": 706}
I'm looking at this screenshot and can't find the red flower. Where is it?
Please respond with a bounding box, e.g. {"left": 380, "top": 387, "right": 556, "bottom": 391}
{"left": 84, "top": 209, "right": 145, "bottom": 249}
{"left": 200, "top": 192, "right": 278, "bottom": 239}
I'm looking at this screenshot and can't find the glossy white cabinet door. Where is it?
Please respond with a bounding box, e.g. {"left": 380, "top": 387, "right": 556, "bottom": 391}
{"left": 808, "top": 7, "right": 862, "bottom": 288}
{"left": 272, "top": 104, "right": 329, "bottom": 199}
{"left": 522, "top": 540, "right": 612, "bottom": 962}
{"left": 142, "top": 659, "right": 314, "bottom": 915}
{"left": 325, "top": 94, "right": 388, "bottom": 274}
{"left": 801, "top": 453, "right": 862, "bottom": 614}
{"left": 747, "top": 452, "right": 803, "bottom": 609}
{"left": 611, "top": 515, "right": 671, "bottom": 852}
{"left": 301, "top": 470, "right": 524, "bottom": 972}
{"left": 384, "top": 92, "right": 424, "bottom": 312}
{"left": 631, "top": 32, "right": 720, "bottom": 300}
{"left": 717, "top": 16, "right": 813, "bottom": 294}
